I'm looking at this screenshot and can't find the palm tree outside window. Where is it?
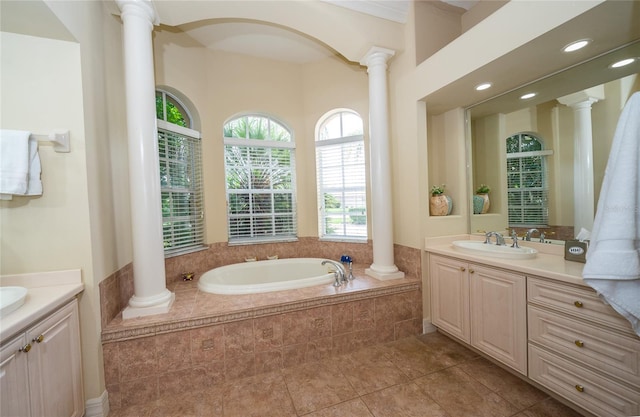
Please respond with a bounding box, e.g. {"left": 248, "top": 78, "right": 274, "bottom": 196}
{"left": 223, "top": 114, "right": 297, "bottom": 243}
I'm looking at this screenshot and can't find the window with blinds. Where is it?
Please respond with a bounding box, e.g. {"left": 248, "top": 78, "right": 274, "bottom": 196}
{"left": 224, "top": 115, "right": 297, "bottom": 244}
{"left": 506, "top": 132, "right": 552, "bottom": 227}
{"left": 158, "top": 122, "right": 205, "bottom": 255}
{"left": 316, "top": 110, "right": 367, "bottom": 241}
{"left": 156, "top": 89, "right": 205, "bottom": 256}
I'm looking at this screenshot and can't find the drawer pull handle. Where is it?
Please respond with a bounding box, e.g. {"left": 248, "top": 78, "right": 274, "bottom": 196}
{"left": 33, "top": 335, "right": 44, "bottom": 343}
{"left": 460, "top": 267, "right": 466, "bottom": 272}
{"left": 574, "top": 340, "right": 584, "bottom": 348}
{"left": 574, "top": 301, "right": 584, "bottom": 308}
{"left": 575, "top": 385, "right": 584, "bottom": 393}
{"left": 19, "top": 343, "right": 31, "bottom": 353}
{"left": 469, "top": 269, "right": 475, "bottom": 274}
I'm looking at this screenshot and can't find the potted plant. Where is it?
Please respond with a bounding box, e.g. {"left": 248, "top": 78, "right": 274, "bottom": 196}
{"left": 430, "top": 184, "right": 452, "bottom": 216}
{"left": 474, "top": 184, "right": 491, "bottom": 214}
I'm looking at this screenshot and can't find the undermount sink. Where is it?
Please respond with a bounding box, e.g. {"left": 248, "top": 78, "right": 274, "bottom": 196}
{"left": 452, "top": 240, "right": 538, "bottom": 260}
{"left": 0, "top": 286, "right": 28, "bottom": 316}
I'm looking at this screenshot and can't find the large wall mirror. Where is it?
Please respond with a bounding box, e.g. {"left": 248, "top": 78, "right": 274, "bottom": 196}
{"left": 467, "top": 40, "right": 640, "bottom": 243}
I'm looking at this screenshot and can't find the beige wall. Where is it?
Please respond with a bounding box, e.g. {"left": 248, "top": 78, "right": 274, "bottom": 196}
{"left": 0, "top": 0, "right": 127, "bottom": 402}
{"left": 0, "top": 0, "right": 615, "bottom": 406}
{"left": 153, "top": 30, "right": 371, "bottom": 243}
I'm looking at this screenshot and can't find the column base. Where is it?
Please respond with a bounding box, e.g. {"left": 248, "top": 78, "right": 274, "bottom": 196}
{"left": 123, "top": 292, "right": 175, "bottom": 320}
{"left": 365, "top": 265, "right": 405, "bottom": 281}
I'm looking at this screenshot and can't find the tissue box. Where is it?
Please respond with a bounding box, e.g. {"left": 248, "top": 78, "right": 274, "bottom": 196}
{"left": 564, "top": 240, "right": 588, "bottom": 263}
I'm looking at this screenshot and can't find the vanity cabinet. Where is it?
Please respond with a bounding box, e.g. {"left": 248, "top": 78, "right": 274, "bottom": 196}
{"left": 430, "top": 254, "right": 527, "bottom": 374}
{"left": 528, "top": 277, "right": 640, "bottom": 417}
{"left": 0, "top": 299, "right": 83, "bottom": 417}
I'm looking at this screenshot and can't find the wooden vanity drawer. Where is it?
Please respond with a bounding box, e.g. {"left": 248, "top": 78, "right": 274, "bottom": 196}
{"left": 529, "top": 345, "right": 640, "bottom": 417}
{"left": 527, "top": 277, "right": 633, "bottom": 334}
{"left": 528, "top": 305, "right": 640, "bottom": 388}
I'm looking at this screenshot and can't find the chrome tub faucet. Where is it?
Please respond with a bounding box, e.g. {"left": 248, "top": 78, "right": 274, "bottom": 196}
{"left": 322, "top": 259, "right": 347, "bottom": 287}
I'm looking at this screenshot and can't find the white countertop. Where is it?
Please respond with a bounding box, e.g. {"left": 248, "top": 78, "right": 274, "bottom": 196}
{"left": 0, "top": 269, "right": 84, "bottom": 341}
{"left": 425, "top": 235, "right": 586, "bottom": 287}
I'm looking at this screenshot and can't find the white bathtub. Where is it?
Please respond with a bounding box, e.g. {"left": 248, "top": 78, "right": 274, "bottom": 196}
{"left": 197, "top": 258, "right": 336, "bottom": 294}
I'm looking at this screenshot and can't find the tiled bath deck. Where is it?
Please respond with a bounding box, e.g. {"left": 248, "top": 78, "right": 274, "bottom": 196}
{"left": 102, "top": 267, "right": 424, "bottom": 410}
{"left": 107, "top": 332, "right": 586, "bottom": 417}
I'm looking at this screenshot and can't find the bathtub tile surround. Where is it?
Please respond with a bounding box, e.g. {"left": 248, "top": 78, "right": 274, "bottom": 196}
{"left": 102, "top": 265, "right": 422, "bottom": 409}
{"left": 99, "top": 239, "right": 420, "bottom": 327}
{"left": 107, "top": 332, "right": 584, "bottom": 417}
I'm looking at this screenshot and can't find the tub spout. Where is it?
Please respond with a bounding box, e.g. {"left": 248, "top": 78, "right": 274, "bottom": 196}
{"left": 322, "top": 259, "right": 347, "bottom": 286}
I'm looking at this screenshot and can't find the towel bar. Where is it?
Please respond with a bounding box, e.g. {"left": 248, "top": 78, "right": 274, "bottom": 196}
{"left": 32, "top": 130, "right": 70, "bottom": 153}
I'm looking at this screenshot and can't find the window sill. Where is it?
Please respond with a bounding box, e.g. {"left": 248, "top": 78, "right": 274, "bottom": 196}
{"left": 164, "top": 245, "right": 209, "bottom": 258}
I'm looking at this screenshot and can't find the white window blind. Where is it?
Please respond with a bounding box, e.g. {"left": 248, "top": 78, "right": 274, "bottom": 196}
{"left": 158, "top": 121, "right": 205, "bottom": 255}
{"left": 316, "top": 110, "right": 367, "bottom": 241}
{"left": 224, "top": 115, "right": 297, "bottom": 244}
{"left": 506, "top": 133, "right": 551, "bottom": 227}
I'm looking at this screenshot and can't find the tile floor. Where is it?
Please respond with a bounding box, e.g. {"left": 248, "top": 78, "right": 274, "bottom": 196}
{"left": 107, "top": 332, "right": 586, "bottom": 417}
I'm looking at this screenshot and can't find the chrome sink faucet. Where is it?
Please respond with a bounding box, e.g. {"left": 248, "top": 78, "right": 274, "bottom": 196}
{"left": 484, "top": 231, "right": 505, "bottom": 246}
{"left": 322, "top": 259, "right": 347, "bottom": 286}
{"left": 525, "top": 228, "right": 545, "bottom": 243}
{"left": 510, "top": 229, "right": 520, "bottom": 248}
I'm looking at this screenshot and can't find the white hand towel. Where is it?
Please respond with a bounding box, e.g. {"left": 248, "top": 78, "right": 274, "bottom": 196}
{"left": 0, "top": 129, "right": 42, "bottom": 199}
{"left": 583, "top": 92, "right": 640, "bottom": 336}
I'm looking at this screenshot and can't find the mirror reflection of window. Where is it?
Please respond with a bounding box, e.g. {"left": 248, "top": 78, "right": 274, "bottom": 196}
{"left": 506, "top": 132, "right": 551, "bottom": 228}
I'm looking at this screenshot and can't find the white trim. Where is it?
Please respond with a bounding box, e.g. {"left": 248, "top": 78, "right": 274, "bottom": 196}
{"left": 223, "top": 136, "right": 295, "bottom": 149}
{"left": 506, "top": 149, "right": 553, "bottom": 159}
{"left": 322, "top": 0, "right": 409, "bottom": 23}
{"left": 157, "top": 119, "right": 201, "bottom": 139}
{"left": 423, "top": 320, "right": 438, "bottom": 334}
{"left": 85, "top": 390, "right": 109, "bottom": 417}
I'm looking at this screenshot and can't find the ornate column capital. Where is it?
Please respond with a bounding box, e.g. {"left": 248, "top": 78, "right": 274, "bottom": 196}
{"left": 359, "top": 46, "right": 395, "bottom": 69}
{"left": 557, "top": 85, "right": 605, "bottom": 109}
{"left": 116, "top": 0, "right": 159, "bottom": 26}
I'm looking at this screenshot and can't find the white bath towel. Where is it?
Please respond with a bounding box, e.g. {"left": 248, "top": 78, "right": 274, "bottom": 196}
{"left": 583, "top": 92, "right": 640, "bottom": 336}
{"left": 0, "top": 129, "right": 42, "bottom": 200}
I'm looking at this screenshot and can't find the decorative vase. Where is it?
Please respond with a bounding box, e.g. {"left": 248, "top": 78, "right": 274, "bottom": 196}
{"left": 473, "top": 193, "right": 490, "bottom": 214}
{"left": 430, "top": 194, "right": 452, "bottom": 216}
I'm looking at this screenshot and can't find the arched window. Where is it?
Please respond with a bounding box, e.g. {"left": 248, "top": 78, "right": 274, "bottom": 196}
{"left": 315, "top": 110, "right": 367, "bottom": 240}
{"left": 156, "top": 88, "right": 205, "bottom": 255}
{"left": 224, "top": 114, "right": 296, "bottom": 243}
{"left": 506, "top": 132, "right": 551, "bottom": 227}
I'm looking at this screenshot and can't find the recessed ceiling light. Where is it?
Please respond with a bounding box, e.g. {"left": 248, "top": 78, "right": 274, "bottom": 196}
{"left": 563, "top": 39, "right": 591, "bottom": 53}
{"left": 610, "top": 58, "right": 636, "bottom": 68}
{"left": 520, "top": 93, "right": 536, "bottom": 100}
{"left": 475, "top": 82, "right": 492, "bottom": 91}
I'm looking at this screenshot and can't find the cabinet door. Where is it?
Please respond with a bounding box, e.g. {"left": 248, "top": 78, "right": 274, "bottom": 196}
{"left": 470, "top": 264, "right": 527, "bottom": 374}
{"left": 1, "top": 335, "right": 32, "bottom": 417}
{"left": 430, "top": 255, "right": 470, "bottom": 343}
{"left": 27, "top": 300, "right": 83, "bottom": 417}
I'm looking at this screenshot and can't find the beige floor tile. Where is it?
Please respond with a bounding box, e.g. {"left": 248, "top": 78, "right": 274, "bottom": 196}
{"left": 150, "top": 385, "right": 224, "bottom": 417}
{"left": 304, "top": 399, "right": 374, "bottom": 417}
{"left": 339, "top": 345, "right": 409, "bottom": 395}
{"left": 283, "top": 358, "right": 358, "bottom": 415}
{"left": 458, "top": 357, "right": 548, "bottom": 411}
{"left": 415, "top": 366, "right": 519, "bottom": 417}
{"left": 382, "top": 336, "right": 457, "bottom": 379}
{"left": 223, "top": 370, "right": 296, "bottom": 417}
{"left": 514, "top": 397, "right": 587, "bottom": 417}
{"left": 416, "top": 331, "right": 479, "bottom": 363}
{"left": 361, "top": 382, "right": 449, "bottom": 417}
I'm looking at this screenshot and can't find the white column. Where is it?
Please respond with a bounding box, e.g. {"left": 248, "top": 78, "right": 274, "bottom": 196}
{"left": 558, "top": 87, "right": 603, "bottom": 236}
{"left": 360, "top": 47, "right": 404, "bottom": 281}
{"left": 117, "top": 0, "right": 174, "bottom": 319}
